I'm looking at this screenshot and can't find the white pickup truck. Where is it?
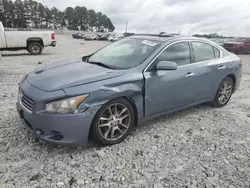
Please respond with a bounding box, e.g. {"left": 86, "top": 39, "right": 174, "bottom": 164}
{"left": 0, "top": 22, "right": 56, "bottom": 55}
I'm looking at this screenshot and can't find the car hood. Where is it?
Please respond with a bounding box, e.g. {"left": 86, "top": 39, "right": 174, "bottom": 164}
{"left": 26, "top": 57, "right": 126, "bottom": 92}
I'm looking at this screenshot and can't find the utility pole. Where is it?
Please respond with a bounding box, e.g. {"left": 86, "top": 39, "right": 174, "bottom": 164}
{"left": 125, "top": 21, "right": 128, "bottom": 33}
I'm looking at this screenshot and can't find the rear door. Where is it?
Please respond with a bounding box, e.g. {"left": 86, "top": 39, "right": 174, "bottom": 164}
{"left": 190, "top": 41, "right": 225, "bottom": 102}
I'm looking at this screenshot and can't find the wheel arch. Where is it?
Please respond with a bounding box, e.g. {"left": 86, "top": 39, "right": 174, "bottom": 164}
{"left": 211, "top": 74, "right": 235, "bottom": 107}
{"left": 92, "top": 96, "right": 139, "bottom": 123}
{"left": 87, "top": 96, "right": 139, "bottom": 141}
{"left": 212, "top": 73, "right": 236, "bottom": 101}
{"left": 122, "top": 96, "right": 139, "bottom": 125}
{"left": 227, "top": 73, "right": 236, "bottom": 91}
{"left": 27, "top": 38, "right": 44, "bottom": 48}
{"left": 95, "top": 95, "right": 139, "bottom": 125}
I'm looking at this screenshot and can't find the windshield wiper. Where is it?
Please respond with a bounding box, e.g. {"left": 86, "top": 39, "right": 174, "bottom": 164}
{"left": 87, "top": 61, "right": 115, "bottom": 69}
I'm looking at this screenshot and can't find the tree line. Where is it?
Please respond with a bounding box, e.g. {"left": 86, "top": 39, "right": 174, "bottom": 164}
{"left": 193, "top": 33, "right": 233, "bottom": 39}
{"left": 0, "top": 0, "right": 115, "bottom": 32}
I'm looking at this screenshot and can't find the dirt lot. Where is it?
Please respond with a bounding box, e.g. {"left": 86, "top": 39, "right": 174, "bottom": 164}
{"left": 0, "top": 35, "right": 250, "bottom": 188}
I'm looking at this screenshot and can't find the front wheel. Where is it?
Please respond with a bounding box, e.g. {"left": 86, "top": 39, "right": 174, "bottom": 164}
{"left": 91, "top": 98, "right": 135, "bottom": 145}
{"left": 28, "top": 42, "right": 43, "bottom": 55}
{"left": 211, "top": 77, "right": 234, "bottom": 107}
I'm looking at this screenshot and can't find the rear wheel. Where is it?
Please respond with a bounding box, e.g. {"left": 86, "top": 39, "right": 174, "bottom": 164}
{"left": 211, "top": 77, "right": 234, "bottom": 107}
{"left": 28, "top": 42, "right": 43, "bottom": 55}
{"left": 91, "top": 98, "right": 135, "bottom": 145}
{"left": 237, "top": 47, "right": 244, "bottom": 54}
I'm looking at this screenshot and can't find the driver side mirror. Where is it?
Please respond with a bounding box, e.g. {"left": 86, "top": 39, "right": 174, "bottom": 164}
{"left": 156, "top": 61, "right": 177, "bottom": 70}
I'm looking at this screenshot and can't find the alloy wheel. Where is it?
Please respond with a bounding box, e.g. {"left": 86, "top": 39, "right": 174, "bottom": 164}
{"left": 31, "top": 44, "right": 41, "bottom": 54}
{"left": 98, "top": 103, "right": 131, "bottom": 141}
{"left": 218, "top": 81, "right": 233, "bottom": 104}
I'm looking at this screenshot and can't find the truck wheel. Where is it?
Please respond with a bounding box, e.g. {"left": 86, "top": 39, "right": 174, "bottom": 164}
{"left": 28, "top": 43, "right": 43, "bottom": 55}
{"left": 237, "top": 47, "right": 244, "bottom": 54}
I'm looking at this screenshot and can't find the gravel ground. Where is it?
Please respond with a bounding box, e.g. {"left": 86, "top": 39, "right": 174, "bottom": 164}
{"left": 0, "top": 35, "right": 250, "bottom": 188}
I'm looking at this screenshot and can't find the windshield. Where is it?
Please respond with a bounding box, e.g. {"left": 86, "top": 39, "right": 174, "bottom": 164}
{"left": 88, "top": 38, "right": 161, "bottom": 69}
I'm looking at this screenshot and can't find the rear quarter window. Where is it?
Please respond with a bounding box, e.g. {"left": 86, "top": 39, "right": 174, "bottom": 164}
{"left": 213, "top": 47, "right": 220, "bottom": 58}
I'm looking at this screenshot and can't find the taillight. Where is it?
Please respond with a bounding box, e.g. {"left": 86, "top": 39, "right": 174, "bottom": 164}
{"left": 51, "top": 33, "right": 55, "bottom": 40}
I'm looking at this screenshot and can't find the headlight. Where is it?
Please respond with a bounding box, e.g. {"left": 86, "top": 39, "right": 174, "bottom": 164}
{"left": 45, "top": 94, "right": 89, "bottom": 114}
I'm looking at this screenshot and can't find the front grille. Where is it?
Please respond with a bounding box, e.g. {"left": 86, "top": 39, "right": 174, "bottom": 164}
{"left": 20, "top": 92, "right": 34, "bottom": 112}
{"left": 224, "top": 43, "right": 234, "bottom": 48}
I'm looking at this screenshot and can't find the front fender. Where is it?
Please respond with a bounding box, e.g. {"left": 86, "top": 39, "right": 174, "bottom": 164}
{"left": 90, "top": 82, "right": 144, "bottom": 122}
{"left": 64, "top": 80, "right": 145, "bottom": 123}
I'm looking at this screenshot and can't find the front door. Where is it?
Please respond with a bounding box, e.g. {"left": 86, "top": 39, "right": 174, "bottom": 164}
{"left": 143, "top": 41, "right": 197, "bottom": 117}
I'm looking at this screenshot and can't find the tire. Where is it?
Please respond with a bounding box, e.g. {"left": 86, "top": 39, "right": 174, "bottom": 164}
{"left": 237, "top": 47, "right": 244, "bottom": 54}
{"left": 91, "top": 98, "right": 135, "bottom": 145}
{"left": 211, "top": 77, "right": 234, "bottom": 107}
{"left": 28, "top": 42, "right": 43, "bottom": 55}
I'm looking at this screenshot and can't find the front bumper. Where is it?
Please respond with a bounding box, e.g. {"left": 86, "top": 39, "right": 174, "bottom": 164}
{"left": 17, "top": 102, "right": 95, "bottom": 145}
{"left": 16, "top": 80, "right": 98, "bottom": 146}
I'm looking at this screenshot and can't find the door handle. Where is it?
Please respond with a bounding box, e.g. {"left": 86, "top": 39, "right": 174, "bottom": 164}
{"left": 218, "top": 65, "right": 226, "bottom": 70}
{"left": 185, "top": 72, "right": 195, "bottom": 78}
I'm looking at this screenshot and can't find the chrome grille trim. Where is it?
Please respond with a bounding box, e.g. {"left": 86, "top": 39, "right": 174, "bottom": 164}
{"left": 19, "top": 91, "right": 34, "bottom": 113}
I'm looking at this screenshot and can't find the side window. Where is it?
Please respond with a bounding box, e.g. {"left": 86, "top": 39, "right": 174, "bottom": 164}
{"left": 156, "top": 42, "right": 191, "bottom": 66}
{"left": 192, "top": 42, "right": 215, "bottom": 62}
{"left": 213, "top": 47, "right": 220, "bottom": 58}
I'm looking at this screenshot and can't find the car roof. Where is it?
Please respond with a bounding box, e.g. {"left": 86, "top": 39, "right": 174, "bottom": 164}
{"left": 129, "top": 34, "right": 208, "bottom": 42}
{"left": 128, "top": 34, "right": 229, "bottom": 55}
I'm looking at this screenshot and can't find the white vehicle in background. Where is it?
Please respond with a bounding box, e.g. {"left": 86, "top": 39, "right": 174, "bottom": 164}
{"left": 0, "top": 21, "right": 56, "bottom": 55}
{"left": 107, "top": 35, "right": 114, "bottom": 41}
{"left": 85, "top": 34, "right": 100, "bottom": 40}
{"left": 108, "top": 34, "right": 123, "bottom": 42}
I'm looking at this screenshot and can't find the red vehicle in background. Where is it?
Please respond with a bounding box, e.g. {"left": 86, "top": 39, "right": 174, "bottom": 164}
{"left": 223, "top": 38, "right": 250, "bottom": 54}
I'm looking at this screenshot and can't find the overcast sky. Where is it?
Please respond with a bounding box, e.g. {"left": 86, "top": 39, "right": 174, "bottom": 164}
{"left": 41, "top": 0, "right": 250, "bottom": 37}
